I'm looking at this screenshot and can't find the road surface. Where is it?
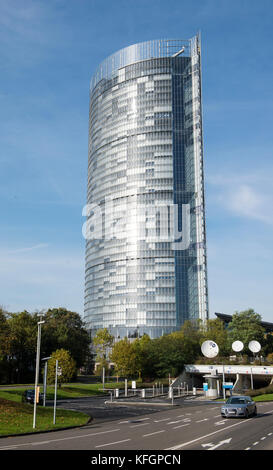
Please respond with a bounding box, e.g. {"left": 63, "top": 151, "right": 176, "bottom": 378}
{"left": 1, "top": 399, "right": 273, "bottom": 451}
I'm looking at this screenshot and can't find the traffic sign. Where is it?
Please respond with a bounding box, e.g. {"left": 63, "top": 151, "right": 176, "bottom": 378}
{"left": 223, "top": 382, "right": 233, "bottom": 389}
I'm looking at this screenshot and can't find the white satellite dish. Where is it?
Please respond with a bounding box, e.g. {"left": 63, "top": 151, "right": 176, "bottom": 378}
{"left": 232, "top": 340, "right": 244, "bottom": 352}
{"left": 248, "top": 340, "right": 261, "bottom": 353}
{"left": 201, "top": 340, "right": 219, "bottom": 358}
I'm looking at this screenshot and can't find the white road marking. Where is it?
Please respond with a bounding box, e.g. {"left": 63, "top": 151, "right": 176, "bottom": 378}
{"left": 0, "top": 428, "right": 121, "bottom": 450}
{"left": 253, "top": 442, "right": 259, "bottom": 446}
{"left": 167, "top": 419, "right": 188, "bottom": 425}
{"left": 196, "top": 418, "right": 208, "bottom": 423}
{"left": 261, "top": 437, "right": 266, "bottom": 440}
{"left": 173, "top": 423, "right": 191, "bottom": 430}
{"left": 166, "top": 416, "right": 256, "bottom": 450}
{"left": 31, "top": 441, "right": 51, "bottom": 446}
{"left": 95, "top": 439, "right": 131, "bottom": 448}
{"left": 215, "top": 421, "right": 226, "bottom": 426}
{"left": 143, "top": 430, "right": 165, "bottom": 437}
{"left": 202, "top": 438, "right": 232, "bottom": 450}
{"left": 130, "top": 422, "right": 149, "bottom": 428}
{"left": 154, "top": 418, "right": 170, "bottom": 423}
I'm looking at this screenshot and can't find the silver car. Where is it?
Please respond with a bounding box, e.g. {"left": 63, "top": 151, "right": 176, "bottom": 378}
{"left": 221, "top": 395, "right": 257, "bottom": 418}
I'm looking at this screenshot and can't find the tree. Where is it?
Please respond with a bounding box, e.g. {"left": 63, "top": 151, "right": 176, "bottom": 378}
{"left": 200, "top": 318, "right": 229, "bottom": 356}
{"left": 0, "top": 308, "right": 11, "bottom": 384}
{"left": 227, "top": 309, "right": 266, "bottom": 354}
{"left": 110, "top": 338, "right": 137, "bottom": 377}
{"left": 7, "top": 310, "right": 37, "bottom": 383}
{"left": 0, "top": 308, "right": 10, "bottom": 360}
{"left": 266, "top": 352, "right": 273, "bottom": 364}
{"left": 38, "top": 308, "right": 91, "bottom": 369}
{"left": 131, "top": 334, "right": 151, "bottom": 379}
{"left": 93, "top": 328, "right": 114, "bottom": 372}
{"left": 47, "top": 349, "right": 77, "bottom": 386}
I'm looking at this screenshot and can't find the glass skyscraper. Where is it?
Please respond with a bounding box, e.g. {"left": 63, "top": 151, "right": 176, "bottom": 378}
{"left": 84, "top": 35, "right": 209, "bottom": 340}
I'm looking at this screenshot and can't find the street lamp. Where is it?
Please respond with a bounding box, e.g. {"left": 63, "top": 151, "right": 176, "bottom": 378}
{"left": 41, "top": 356, "right": 52, "bottom": 407}
{"left": 33, "top": 314, "right": 45, "bottom": 429}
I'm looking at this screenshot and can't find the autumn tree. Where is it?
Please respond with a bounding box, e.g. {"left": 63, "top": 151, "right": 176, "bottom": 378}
{"left": 110, "top": 338, "right": 137, "bottom": 377}
{"left": 47, "top": 349, "right": 77, "bottom": 386}
{"left": 93, "top": 328, "right": 114, "bottom": 373}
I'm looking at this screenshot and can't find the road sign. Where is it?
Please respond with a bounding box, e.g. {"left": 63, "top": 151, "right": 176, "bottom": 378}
{"left": 132, "top": 380, "right": 136, "bottom": 389}
{"left": 203, "top": 383, "right": 208, "bottom": 391}
{"left": 57, "top": 367, "right": 62, "bottom": 376}
{"left": 223, "top": 382, "right": 233, "bottom": 389}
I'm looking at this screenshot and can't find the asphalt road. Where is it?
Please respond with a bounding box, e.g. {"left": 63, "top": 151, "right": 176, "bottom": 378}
{"left": 1, "top": 399, "right": 273, "bottom": 451}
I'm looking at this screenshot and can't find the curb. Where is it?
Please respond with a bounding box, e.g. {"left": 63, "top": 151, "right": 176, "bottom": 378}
{"left": 104, "top": 400, "right": 179, "bottom": 406}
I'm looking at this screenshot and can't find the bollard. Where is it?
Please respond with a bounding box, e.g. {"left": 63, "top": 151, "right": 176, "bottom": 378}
{"left": 141, "top": 389, "right": 145, "bottom": 398}
{"left": 115, "top": 388, "right": 119, "bottom": 398}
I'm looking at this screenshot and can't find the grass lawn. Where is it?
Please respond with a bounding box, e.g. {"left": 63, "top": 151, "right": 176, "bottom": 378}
{"left": 0, "top": 383, "right": 116, "bottom": 402}
{"left": 0, "top": 379, "right": 170, "bottom": 402}
{"left": 253, "top": 394, "right": 273, "bottom": 402}
{"left": 0, "top": 398, "right": 90, "bottom": 436}
{"left": 215, "top": 394, "right": 273, "bottom": 402}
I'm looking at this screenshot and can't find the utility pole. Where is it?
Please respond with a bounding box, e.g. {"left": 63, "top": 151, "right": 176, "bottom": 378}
{"left": 33, "top": 315, "right": 45, "bottom": 429}
{"left": 42, "top": 356, "right": 52, "bottom": 407}
{"left": 53, "top": 359, "right": 58, "bottom": 425}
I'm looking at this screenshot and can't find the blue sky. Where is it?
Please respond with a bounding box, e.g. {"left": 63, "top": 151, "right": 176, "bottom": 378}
{"left": 0, "top": 0, "right": 272, "bottom": 322}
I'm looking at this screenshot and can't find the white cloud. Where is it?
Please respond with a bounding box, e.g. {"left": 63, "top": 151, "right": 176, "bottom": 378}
{"left": 6, "top": 243, "right": 49, "bottom": 254}
{"left": 207, "top": 169, "right": 273, "bottom": 225}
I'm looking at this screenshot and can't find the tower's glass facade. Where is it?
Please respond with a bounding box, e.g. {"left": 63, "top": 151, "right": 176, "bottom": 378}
{"left": 84, "top": 36, "right": 209, "bottom": 339}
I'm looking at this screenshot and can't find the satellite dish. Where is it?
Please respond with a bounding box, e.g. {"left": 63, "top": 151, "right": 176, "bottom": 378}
{"left": 201, "top": 340, "right": 219, "bottom": 358}
{"left": 248, "top": 340, "right": 261, "bottom": 353}
{"left": 232, "top": 340, "right": 244, "bottom": 352}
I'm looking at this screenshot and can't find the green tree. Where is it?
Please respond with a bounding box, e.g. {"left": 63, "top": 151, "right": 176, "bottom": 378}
{"left": 227, "top": 309, "right": 265, "bottom": 354}
{"left": 131, "top": 334, "right": 151, "bottom": 379}
{"left": 0, "top": 308, "right": 10, "bottom": 360}
{"left": 0, "top": 308, "right": 11, "bottom": 384}
{"left": 7, "top": 310, "right": 37, "bottom": 383}
{"left": 201, "top": 318, "right": 229, "bottom": 356}
{"left": 47, "top": 349, "right": 77, "bottom": 386}
{"left": 39, "top": 308, "right": 91, "bottom": 369}
{"left": 110, "top": 338, "right": 137, "bottom": 376}
{"left": 93, "top": 328, "right": 114, "bottom": 372}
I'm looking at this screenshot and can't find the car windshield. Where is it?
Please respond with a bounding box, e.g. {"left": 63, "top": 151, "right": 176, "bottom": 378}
{"left": 226, "top": 397, "right": 246, "bottom": 404}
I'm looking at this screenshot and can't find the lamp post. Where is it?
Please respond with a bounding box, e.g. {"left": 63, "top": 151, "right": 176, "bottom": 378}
{"left": 33, "top": 315, "right": 45, "bottom": 429}
{"left": 41, "top": 356, "right": 52, "bottom": 407}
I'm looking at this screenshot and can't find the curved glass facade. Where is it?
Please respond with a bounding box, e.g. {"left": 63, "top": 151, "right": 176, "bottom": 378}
{"left": 84, "top": 36, "right": 209, "bottom": 339}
